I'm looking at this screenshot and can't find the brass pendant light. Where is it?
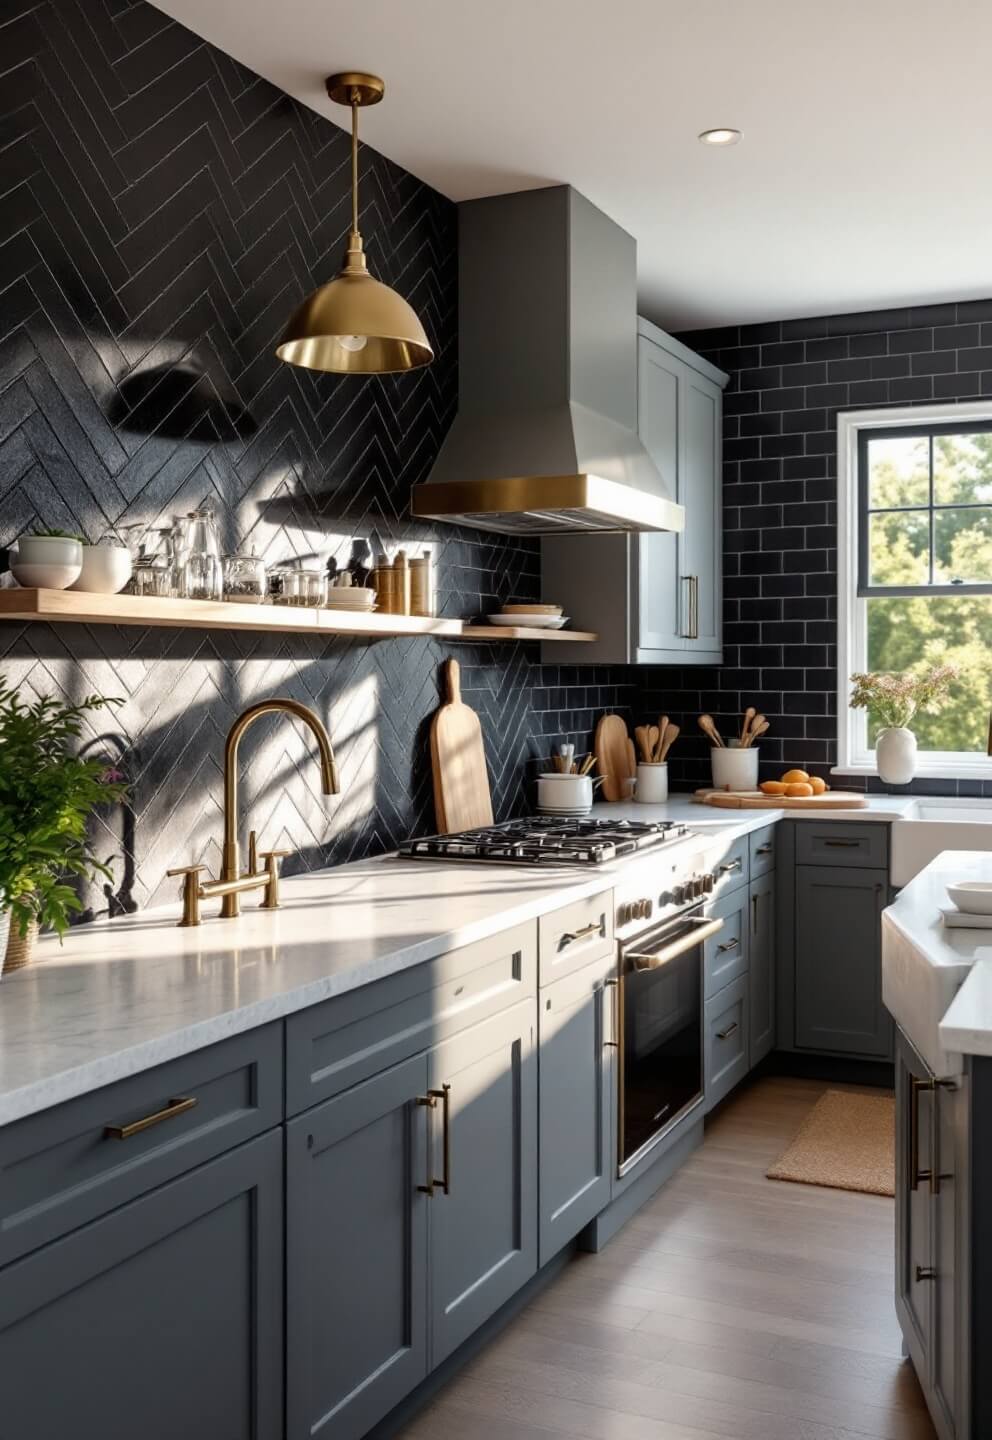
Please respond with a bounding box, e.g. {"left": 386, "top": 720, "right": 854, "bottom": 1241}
{"left": 276, "top": 72, "right": 434, "bottom": 375}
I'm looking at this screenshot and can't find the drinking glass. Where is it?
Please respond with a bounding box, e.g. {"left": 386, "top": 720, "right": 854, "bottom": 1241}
{"left": 183, "top": 509, "right": 222, "bottom": 601}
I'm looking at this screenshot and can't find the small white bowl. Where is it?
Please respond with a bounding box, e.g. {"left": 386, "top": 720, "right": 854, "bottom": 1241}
{"left": 10, "top": 560, "right": 82, "bottom": 589}
{"left": 69, "top": 544, "right": 133, "bottom": 594}
{"left": 946, "top": 882, "right": 992, "bottom": 916}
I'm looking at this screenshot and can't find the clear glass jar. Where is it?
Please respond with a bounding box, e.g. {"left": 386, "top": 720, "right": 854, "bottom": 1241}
{"left": 183, "top": 509, "right": 222, "bottom": 601}
{"left": 270, "top": 565, "right": 325, "bottom": 607}
{"left": 222, "top": 549, "right": 267, "bottom": 604}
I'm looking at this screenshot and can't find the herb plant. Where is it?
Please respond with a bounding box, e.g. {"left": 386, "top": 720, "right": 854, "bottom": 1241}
{"left": 0, "top": 681, "right": 127, "bottom": 939}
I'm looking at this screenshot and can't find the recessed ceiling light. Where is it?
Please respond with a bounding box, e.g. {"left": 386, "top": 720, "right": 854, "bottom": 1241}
{"left": 698, "top": 128, "right": 741, "bottom": 146}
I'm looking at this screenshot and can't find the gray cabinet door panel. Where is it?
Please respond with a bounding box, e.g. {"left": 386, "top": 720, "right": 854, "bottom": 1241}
{"left": 704, "top": 976, "right": 749, "bottom": 1112}
{"left": 286, "top": 1053, "right": 429, "bottom": 1440}
{"left": 749, "top": 875, "right": 776, "bottom": 1067}
{"left": 0, "top": 1129, "right": 283, "bottom": 1440}
{"left": 932, "top": 1070, "right": 967, "bottom": 1439}
{"left": 428, "top": 998, "right": 537, "bottom": 1364}
{"left": 795, "top": 823, "right": 889, "bottom": 869}
{"left": 636, "top": 335, "right": 682, "bottom": 654}
{"left": 749, "top": 826, "right": 777, "bottom": 881}
{"left": 679, "top": 370, "right": 722, "bottom": 653}
{"left": 0, "top": 1023, "right": 283, "bottom": 1266}
{"left": 538, "top": 955, "right": 615, "bottom": 1262}
{"left": 703, "top": 888, "right": 748, "bottom": 998}
{"left": 795, "top": 865, "right": 891, "bottom": 1057}
{"left": 895, "top": 1031, "right": 934, "bottom": 1378}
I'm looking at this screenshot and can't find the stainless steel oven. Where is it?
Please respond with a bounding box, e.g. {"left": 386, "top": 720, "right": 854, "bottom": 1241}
{"left": 615, "top": 905, "right": 722, "bottom": 1177}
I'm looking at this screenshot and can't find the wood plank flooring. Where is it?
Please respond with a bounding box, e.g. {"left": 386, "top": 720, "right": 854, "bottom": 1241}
{"left": 399, "top": 1076, "right": 935, "bottom": 1440}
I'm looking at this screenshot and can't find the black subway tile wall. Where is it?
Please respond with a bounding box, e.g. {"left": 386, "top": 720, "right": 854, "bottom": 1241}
{"left": 655, "top": 302, "right": 992, "bottom": 796}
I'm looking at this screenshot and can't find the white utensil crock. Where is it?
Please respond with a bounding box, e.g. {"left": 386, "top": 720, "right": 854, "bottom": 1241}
{"left": 875, "top": 727, "right": 917, "bottom": 786}
{"left": 710, "top": 743, "right": 759, "bottom": 791}
{"left": 536, "top": 773, "right": 593, "bottom": 813}
{"left": 632, "top": 762, "right": 669, "bottom": 803}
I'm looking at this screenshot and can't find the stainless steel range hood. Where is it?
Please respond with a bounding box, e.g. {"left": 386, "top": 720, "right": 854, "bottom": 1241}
{"left": 412, "top": 186, "right": 683, "bottom": 536}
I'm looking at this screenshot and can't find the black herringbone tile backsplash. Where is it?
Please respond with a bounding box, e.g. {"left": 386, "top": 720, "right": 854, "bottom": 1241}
{"left": 0, "top": 0, "right": 633, "bottom": 919}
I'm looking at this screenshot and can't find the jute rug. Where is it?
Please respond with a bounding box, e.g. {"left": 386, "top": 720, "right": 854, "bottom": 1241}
{"left": 766, "top": 1089, "right": 895, "bottom": 1197}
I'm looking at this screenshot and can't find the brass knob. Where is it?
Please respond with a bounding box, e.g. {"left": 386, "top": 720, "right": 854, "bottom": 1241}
{"left": 166, "top": 865, "right": 207, "bottom": 927}
{"left": 258, "top": 849, "right": 292, "bottom": 910}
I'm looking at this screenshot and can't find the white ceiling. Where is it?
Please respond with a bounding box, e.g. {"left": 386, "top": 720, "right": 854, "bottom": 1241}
{"left": 154, "top": 0, "right": 992, "bottom": 332}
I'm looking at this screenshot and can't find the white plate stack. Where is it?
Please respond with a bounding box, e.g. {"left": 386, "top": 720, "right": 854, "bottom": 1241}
{"left": 324, "top": 585, "right": 376, "bottom": 612}
{"left": 486, "top": 603, "right": 569, "bottom": 630}
{"left": 942, "top": 882, "right": 992, "bottom": 928}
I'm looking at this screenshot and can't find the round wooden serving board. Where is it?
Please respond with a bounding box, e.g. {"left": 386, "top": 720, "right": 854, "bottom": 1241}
{"left": 693, "top": 788, "right": 868, "bottom": 810}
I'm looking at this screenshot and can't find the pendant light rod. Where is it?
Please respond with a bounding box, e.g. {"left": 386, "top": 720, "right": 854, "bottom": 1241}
{"left": 350, "top": 89, "right": 360, "bottom": 238}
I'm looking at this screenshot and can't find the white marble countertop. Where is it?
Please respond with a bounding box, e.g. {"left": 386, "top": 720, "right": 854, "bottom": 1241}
{"left": 882, "top": 849, "right": 992, "bottom": 1073}
{"left": 0, "top": 791, "right": 909, "bottom": 1129}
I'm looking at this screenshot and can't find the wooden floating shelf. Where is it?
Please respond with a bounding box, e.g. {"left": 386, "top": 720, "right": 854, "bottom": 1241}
{"left": 0, "top": 590, "right": 598, "bottom": 644}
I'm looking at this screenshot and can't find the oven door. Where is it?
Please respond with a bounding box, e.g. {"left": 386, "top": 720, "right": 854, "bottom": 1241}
{"left": 617, "top": 907, "right": 723, "bottom": 1177}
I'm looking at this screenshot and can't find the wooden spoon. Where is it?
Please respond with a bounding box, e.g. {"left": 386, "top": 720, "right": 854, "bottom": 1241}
{"left": 698, "top": 714, "right": 724, "bottom": 748}
{"left": 654, "top": 715, "right": 669, "bottom": 762}
{"left": 634, "top": 725, "right": 654, "bottom": 763}
{"left": 658, "top": 723, "right": 680, "bottom": 761}
{"left": 749, "top": 719, "right": 770, "bottom": 744}
{"left": 740, "top": 706, "right": 756, "bottom": 748}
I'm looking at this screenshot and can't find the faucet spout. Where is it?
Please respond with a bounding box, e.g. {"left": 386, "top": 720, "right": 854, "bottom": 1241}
{"left": 219, "top": 697, "right": 339, "bottom": 917}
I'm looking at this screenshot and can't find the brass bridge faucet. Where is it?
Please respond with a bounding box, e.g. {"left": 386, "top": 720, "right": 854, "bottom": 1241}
{"left": 168, "top": 698, "right": 339, "bottom": 926}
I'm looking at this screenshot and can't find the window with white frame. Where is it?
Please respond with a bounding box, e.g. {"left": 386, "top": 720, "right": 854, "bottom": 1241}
{"left": 837, "top": 402, "right": 992, "bottom": 778}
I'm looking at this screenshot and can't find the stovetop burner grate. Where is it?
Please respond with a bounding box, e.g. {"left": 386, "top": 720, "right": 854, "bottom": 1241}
{"left": 397, "top": 815, "right": 692, "bottom": 867}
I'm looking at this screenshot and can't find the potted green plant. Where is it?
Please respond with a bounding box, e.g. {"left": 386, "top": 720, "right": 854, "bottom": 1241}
{"left": 0, "top": 679, "right": 127, "bottom": 974}
{"left": 849, "top": 665, "right": 957, "bottom": 785}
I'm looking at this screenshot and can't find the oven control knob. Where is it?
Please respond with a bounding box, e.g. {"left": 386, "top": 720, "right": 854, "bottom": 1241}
{"left": 636, "top": 898, "right": 652, "bottom": 920}
{"left": 703, "top": 872, "right": 715, "bottom": 893}
{"left": 671, "top": 884, "right": 686, "bottom": 906}
{"left": 693, "top": 876, "right": 707, "bottom": 898}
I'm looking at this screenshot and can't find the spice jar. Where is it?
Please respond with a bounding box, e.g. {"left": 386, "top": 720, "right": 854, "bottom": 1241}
{"left": 393, "top": 550, "right": 411, "bottom": 616}
{"left": 222, "top": 548, "right": 267, "bottom": 603}
{"left": 410, "top": 552, "right": 434, "bottom": 617}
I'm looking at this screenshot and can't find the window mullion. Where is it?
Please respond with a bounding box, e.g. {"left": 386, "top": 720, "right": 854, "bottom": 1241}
{"left": 928, "top": 432, "right": 935, "bottom": 586}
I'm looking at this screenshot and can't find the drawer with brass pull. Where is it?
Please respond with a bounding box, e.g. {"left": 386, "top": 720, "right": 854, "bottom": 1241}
{"left": 795, "top": 823, "right": 888, "bottom": 869}
{"left": 538, "top": 890, "right": 613, "bottom": 986}
{"left": 0, "top": 1024, "right": 283, "bottom": 1265}
{"left": 749, "top": 825, "right": 777, "bottom": 880}
{"left": 703, "top": 889, "right": 748, "bottom": 998}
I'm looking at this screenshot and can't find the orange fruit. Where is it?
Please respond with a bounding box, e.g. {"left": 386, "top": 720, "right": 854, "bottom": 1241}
{"left": 809, "top": 776, "right": 827, "bottom": 795}
{"left": 760, "top": 780, "right": 787, "bottom": 795}
{"left": 781, "top": 769, "right": 810, "bottom": 785}
{"left": 785, "top": 782, "right": 814, "bottom": 797}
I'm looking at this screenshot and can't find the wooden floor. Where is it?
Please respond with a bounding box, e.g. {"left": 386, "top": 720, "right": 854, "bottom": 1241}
{"left": 399, "top": 1076, "right": 935, "bottom": 1440}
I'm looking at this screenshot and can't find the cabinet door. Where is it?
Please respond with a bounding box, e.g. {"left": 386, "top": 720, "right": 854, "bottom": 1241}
{"left": 895, "top": 1031, "right": 934, "bottom": 1381}
{"left": 286, "top": 1053, "right": 429, "bottom": 1440}
{"left": 749, "top": 875, "right": 776, "bottom": 1067}
{"left": 538, "top": 956, "right": 615, "bottom": 1263}
{"left": 0, "top": 1130, "right": 282, "bottom": 1440}
{"left": 428, "top": 998, "right": 537, "bottom": 1365}
{"left": 704, "top": 975, "right": 749, "bottom": 1112}
{"left": 679, "top": 367, "right": 722, "bottom": 655}
{"left": 794, "top": 865, "right": 891, "bottom": 1057}
{"left": 636, "top": 334, "right": 682, "bottom": 653}
{"left": 932, "top": 1072, "right": 967, "bottom": 1439}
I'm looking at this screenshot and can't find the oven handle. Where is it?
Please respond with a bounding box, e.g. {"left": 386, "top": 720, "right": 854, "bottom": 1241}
{"left": 624, "top": 915, "right": 723, "bottom": 972}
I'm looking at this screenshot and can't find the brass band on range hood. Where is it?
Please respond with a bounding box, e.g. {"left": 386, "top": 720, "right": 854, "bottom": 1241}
{"left": 411, "top": 473, "right": 685, "bottom": 535}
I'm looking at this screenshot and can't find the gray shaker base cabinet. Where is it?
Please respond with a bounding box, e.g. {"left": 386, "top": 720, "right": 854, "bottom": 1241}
{"left": 0, "top": 1128, "right": 283, "bottom": 1440}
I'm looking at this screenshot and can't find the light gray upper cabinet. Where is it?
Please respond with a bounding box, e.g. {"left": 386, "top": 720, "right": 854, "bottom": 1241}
{"left": 0, "top": 1129, "right": 283, "bottom": 1440}
{"left": 541, "top": 321, "right": 727, "bottom": 664}
{"left": 538, "top": 953, "right": 615, "bottom": 1263}
{"left": 285, "top": 1053, "right": 430, "bottom": 1440}
{"left": 427, "top": 998, "right": 537, "bottom": 1365}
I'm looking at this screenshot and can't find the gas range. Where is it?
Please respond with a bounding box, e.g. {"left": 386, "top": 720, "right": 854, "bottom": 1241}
{"left": 396, "top": 815, "right": 693, "bottom": 867}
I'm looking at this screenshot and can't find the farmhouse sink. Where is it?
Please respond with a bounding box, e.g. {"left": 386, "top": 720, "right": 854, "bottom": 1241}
{"left": 892, "top": 797, "right": 992, "bottom": 887}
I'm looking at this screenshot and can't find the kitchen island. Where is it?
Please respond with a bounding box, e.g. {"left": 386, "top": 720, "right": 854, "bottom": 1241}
{"left": 882, "top": 849, "right": 992, "bottom": 1440}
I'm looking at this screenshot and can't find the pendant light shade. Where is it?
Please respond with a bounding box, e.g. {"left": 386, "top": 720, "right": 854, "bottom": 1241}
{"left": 276, "top": 73, "right": 433, "bottom": 376}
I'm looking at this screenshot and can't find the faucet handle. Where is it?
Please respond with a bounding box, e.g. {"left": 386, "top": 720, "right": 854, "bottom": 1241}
{"left": 166, "top": 865, "right": 207, "bottom": 928}
{"left": 258, "top": 849, "right": 292, "bottom": 911}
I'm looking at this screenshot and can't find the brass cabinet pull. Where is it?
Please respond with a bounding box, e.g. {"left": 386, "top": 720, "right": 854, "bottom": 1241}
{"left": 717, "top": 937, "right": 740, "bottom": 953}
{"left": 104, "top": 1095, "right": 198, "bottom": 1141}
{"left": 823, "top": 838, "right": 859, "bottom": 848}
{"left": 716, "top": 1021, "right": 739, "bottom": 1041}
{"left": 909, "top": 1074, "right": 934, "bottom": 1191}
{"left": 719, "top": 859, "right": 743, "bottom": 875}
{"left": 417, "top": 1085, "right": 451, "bottom": 1196}
{"left": 756, "top": 843, "right": 773, "bottom": 856}
{"left": 929, "top": 1078, "right": 958, "bottom": 1195}
{"left": 680, "top": 575, "right": 700, "bottom": 639}
{"left": 916, "top": 1266, "right": 937, "bottom": 1282}
{"left": 603, "top": 976, "right": 619, "bottom": 1049}
{"left": 560, "top": 919, "right": 604, "bottom": 948}
{"left": 751, "top": 893, "right": 758, "bottom": 936}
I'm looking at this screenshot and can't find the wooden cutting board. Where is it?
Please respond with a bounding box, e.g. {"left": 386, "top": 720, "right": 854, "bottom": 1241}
{"left": 595, "top": 713, "right": 636, "bottom": 803}
{"left": 430, "top": 658, "right": 494, "bottom": 833}
{"left": 694, "top": 788, "right": 868, "bottom": 810}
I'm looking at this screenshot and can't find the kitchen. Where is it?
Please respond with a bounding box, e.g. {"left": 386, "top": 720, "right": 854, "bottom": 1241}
{"left": 2, "top": 3, "right": 992, "bottom": 1439}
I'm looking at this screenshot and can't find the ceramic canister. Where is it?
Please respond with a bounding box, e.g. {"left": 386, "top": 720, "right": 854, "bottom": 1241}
{"left": 536, "top": 773, "right": 593, "bottom": 814}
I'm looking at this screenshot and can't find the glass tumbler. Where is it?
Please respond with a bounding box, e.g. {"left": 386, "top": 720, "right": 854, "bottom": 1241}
{"left": 183, "top": 508, "right": 222, "bottom": 601}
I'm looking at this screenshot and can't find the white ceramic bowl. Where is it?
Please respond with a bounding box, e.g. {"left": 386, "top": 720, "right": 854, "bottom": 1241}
{"left": 10, "top": 560, "right": 82, "bottom": 589}
{"left": 487, "top": 613, "right": 562, "bottom": 628}
{"left": 946, "top": 881, "right": 992, "bottom": 916}
{"left": 69, "top": 544, "right": 133, "bottom": 594}
{"left": 10, "top": 535, "right": 83, "bottom": 589}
